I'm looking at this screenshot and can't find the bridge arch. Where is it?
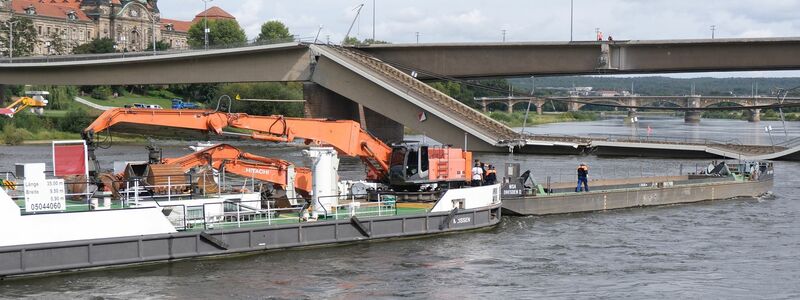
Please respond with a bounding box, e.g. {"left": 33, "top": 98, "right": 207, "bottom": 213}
{"left": 511, "top": 101, "right": 537, "bottom": 112}
{"left": 577, "top": 100, "right": 624, "bottom": 111}
{"left": 641, "top": 100, "right": 682, "bottom": 109}
{"left": 702, "top": 101, "right": 744, "bottom": 109}
{"left": 484, "top": 101, "right": 511, "bottom": 112}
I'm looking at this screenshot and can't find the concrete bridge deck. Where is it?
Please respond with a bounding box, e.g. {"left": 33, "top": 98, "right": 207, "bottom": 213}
{"left": 516, "top": 133, "right": 800, "bottom": 161}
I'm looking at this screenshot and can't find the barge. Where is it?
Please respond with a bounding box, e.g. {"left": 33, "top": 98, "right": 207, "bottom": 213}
{"left": 0, "top": 146, "right": 501, "bottom": 278}
{"left": 501, "top": 161, "right": 773, "bottom": 215}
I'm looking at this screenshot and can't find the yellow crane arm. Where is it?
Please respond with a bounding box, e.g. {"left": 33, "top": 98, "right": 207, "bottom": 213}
{"left": 1, "top": 97, "right": 47, "bottom": 117}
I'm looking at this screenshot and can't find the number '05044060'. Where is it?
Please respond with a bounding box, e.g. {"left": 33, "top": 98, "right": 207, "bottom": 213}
{"left": 29, "top": 202, "right": 62, "bottom": 211}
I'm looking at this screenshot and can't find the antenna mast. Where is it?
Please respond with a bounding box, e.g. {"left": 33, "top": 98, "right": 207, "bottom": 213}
{"left": 344, "top": 4, "right": 365, "bottom": 44}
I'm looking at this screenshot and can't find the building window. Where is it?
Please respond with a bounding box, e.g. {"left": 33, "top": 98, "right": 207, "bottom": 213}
{"left": 47, "top": 27, "right": 51, "bottom": 35}
{"left": 38, "top": 26, "right": 42, "bottom": 35}
{"left": 24, "top": 5, "right": 36, "bottom": 15}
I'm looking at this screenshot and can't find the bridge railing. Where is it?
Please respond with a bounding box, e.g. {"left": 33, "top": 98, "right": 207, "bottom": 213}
{"left": 0, "top": 37, "right": 319, "bottom": 64}
{"left": 776, "top": 136, "right": 800, "bottom": 148}
{"left": 588, "top": 133, "right": 743, "bottom": 146}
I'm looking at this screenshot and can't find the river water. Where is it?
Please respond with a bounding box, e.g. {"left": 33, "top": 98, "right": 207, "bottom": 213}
{"left": 1, "top": 118, "right": 798, "bottom": 299}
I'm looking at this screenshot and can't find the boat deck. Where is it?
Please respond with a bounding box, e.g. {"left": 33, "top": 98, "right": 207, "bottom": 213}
{"left": 12, "top": 197, "right": 435, "bottom": 232}
{"left": 539, "top": 175, "right": 738, "bottom": 197}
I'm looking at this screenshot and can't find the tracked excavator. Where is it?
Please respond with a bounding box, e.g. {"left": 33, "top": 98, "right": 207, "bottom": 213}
{"left": 160, "top": 143, "right": 313, "bottom": 199}
{"left": 83, "top": 108, "right": 473, "bottom": 192}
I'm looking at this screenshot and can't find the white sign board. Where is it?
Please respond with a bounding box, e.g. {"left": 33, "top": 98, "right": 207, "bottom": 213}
{"left": 24, "top": 179, "right": 66, "bottom": 212}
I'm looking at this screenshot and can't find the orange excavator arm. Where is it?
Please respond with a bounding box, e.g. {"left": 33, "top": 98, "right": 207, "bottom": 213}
{"left": 84, "top": 108, "right": 392, "bottom": 179}
{"left": 161, "top": 144, "right": 312, "bottom": 194}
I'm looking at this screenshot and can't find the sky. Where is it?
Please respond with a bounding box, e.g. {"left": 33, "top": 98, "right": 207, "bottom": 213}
{"left": 159, "top": 0, "right": 800, "bottom": 77}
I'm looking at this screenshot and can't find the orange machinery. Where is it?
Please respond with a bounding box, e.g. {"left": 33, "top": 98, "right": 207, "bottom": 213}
{"left": 161, "top": 143, "right": 312, "bottom": 197}
{"left": 83, "top": 108, "right": 472, "bottom": 190}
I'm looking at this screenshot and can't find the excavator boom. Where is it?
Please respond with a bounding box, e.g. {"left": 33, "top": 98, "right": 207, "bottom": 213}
{"left": 85, "top": 108, "right": 391, "bottom": 179}
{"left": 162, "top": 144, "right": 312, "bottom": 194}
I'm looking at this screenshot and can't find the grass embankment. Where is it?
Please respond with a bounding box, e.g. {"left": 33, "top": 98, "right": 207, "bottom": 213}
{"left": 0, "top": 109, "right": 105, "bottom": 145}
{"left": 703, "top": 110, "right": 800, "bottom": 121}
{"left": 487, "top": 111, "right": 599, "bottom": 127}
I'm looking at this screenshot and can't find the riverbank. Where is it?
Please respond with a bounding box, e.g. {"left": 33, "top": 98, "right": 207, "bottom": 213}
{"left": 703, "top": 110, "right": 800, "bottom": 121}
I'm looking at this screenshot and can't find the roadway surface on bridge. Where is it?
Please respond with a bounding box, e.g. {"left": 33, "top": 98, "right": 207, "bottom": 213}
{"left": 518, "top": 133, "right": 800, "bottom": 161}
{"left": 359, "top": 37, "right": 800, "bottom": 78}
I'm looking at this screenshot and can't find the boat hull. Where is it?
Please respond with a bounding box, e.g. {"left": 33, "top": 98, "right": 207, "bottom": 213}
{"left": 502, "top": 179, "right": 773, "bottom": 216}
{"left": 0, "top": 203, "right": 501, "bottom": 278}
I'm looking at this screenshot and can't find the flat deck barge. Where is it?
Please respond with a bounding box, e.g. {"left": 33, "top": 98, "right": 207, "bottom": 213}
{"left": 0, "top": 177, "right": 501, "bottom": 278}
{"left": 502, "top": 161, "right": 773, "bottom": 216}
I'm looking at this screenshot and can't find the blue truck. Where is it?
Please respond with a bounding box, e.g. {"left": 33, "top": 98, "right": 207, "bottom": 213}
{"left": 171, "top": 98, "right": 199, "bottom": 109}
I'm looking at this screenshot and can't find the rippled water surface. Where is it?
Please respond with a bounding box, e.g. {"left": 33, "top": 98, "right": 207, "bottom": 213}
{"left": 1, "top": 118, "right": 798, "bottom": 299}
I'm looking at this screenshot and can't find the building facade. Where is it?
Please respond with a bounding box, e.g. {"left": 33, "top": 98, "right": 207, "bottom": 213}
{"left": 0, "top": 0, "right": 234, "bottom": 56}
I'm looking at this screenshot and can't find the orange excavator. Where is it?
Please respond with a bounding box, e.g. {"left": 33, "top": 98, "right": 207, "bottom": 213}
{"left": 161, "top": 143, "right": 312, "bottom": 198}
{"left": 83, "top": 108, "right": 472, "bottom": 191}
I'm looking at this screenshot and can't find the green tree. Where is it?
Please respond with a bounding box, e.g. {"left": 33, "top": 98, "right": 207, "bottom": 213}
{"left": 362, "top": 38, "right": 390, "bottom": 44}
{"left": 429, "top": 81, "right": 477, "bottom": 107}
{"left": 214, "top": 82, "right": 303, "bottom": 116}
{"left": 73, "top": 38, "right": 116, "bottom": 54}
{"left": 187, "top": 19, "right": 247, "bottom": 48}
{"left": 91, "top": 86, "right": 113, "bottom": 100}
{"left": 0, "top": 16, "right": 37, "bottom": 57}
{"left": 256, "top": 20, "right": 292, "bottom": 43}
{"left": 27, "top": 85, "right": 77, "bottom": 110}
{"left": 47, "top": 32, "right": 68, "bottom": 55}
{"left": 145, "top": 40, "right": 171, "bottom": 51}
{"left": 342, "top": 36, "right": 362, "bottom": 46}
{"left": 168, "top": 83, "right": 220, "bottom": 103}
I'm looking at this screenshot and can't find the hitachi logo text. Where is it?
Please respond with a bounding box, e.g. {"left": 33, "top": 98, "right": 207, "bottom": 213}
{"left": 245, "top": 168, "right": 271, "bottom": 175}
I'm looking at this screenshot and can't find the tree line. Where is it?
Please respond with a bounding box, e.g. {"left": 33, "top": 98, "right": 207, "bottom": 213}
{"left": 0, "top": 18, "right": 298, "bottom": 56}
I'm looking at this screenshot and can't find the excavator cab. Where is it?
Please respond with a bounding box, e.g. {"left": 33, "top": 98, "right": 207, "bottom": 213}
{"left": 389, "top": 142, "right": 429, "bottom": 189}
{"left": 388, "top": 142, "right": 470, "bottom": 190}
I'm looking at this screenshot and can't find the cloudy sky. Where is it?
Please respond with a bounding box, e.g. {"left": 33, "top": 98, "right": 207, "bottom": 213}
{"left": 159, "top": 0, "right": 799, "bottom": 43}
{"left": 158, "top": 0, "right": 800, "bottom": 77}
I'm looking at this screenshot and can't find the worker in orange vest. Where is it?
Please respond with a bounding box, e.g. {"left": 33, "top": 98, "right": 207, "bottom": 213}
{"left": 485, "top": 165, "right": 497, "bottom": 185}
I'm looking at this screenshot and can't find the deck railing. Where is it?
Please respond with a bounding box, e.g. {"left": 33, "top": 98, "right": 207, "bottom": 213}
{"left": 4, "top": 172, "right": 405, "bottom": 231}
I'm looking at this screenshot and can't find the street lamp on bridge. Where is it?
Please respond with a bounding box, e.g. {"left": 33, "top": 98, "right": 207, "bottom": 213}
{"left": 201, "top": 0, "right": 213, "bottom": 50}
{"left": 4, "top": 19, "right": 19, "bottom": 61}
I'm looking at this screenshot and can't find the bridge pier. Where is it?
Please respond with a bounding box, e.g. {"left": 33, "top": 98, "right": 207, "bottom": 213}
{"left": 303, "top": 83, "right": 403, "bottom": 143}
{"left": 747, "top": 109, "right": 761, "bottom": 122}
{"left": 568, "top": 98, "right": 580, "bottom": 112}
{"left": 624, "top": 109, "right": 638, "bottom": 124}
{"left": 684, "top": 111, "right": 702, "bottom": 123}
{"left": 685, "top": 96, "right": 702, "bottom": 123}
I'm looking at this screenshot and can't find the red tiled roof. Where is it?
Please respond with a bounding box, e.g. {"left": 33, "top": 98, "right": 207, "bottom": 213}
{"left": 160, "top": 18, "right": 192, "bottom": 33}
{"left": 11, "top": 0, "right": 90, "bottom": 21}
{"left": 191, "top": 6, "right": 235, "bottom": 23}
